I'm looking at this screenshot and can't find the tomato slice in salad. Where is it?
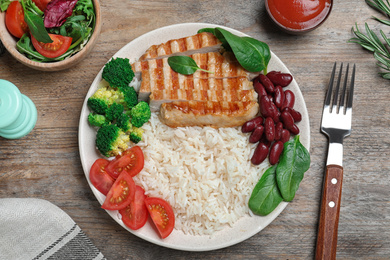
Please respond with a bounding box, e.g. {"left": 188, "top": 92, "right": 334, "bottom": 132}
{"left": 102, "top": 171, "right": 136, "bottom": 210}
{"left": 106, "top": 146, "right": 144, "bottom": 179}
{"left": 5, "top": 1, "right": 29, "bottom": 38}
{"left": 119, "top": 185, "right": 148, "bottom": 230}
{"left": 89, "top": 158, "right": 115, "bottom": 196}
{"left": 32, "top": 0, "right": 51, "bottom": 11}
{"left": 31, "top": 33, "right": 72, "bottom": 58}
{"left": 145, "top": 197, "right": 175, "bottom": 239}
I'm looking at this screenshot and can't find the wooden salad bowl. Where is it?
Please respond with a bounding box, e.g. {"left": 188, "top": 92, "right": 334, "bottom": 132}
{"left": 0, "top": 0, "right": 101, "bottom": 72}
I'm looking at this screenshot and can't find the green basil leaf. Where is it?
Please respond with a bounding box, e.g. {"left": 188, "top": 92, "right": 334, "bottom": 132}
{"left": 197, "top": 28, "right": 215, "bottom": 34}
{"left": 24, "top": 9, "right": 52, "bottom": 43}
{"left": 168, "top": 56, "right": 213, "bottom": 75}
{"left": 248, "top": 165, "right": 283, "bottom": 216}
{"left": 0, "top": 0, "right": 11, "bottom": 11}
{"left": 241, "top": 36, "right": 271, "bottom": 74}
{"left": 198, "top": 27, "right": 231, "bottom": 51}
{"left": 24, "top": 0, "right": 43, "bottom": 16}
{"left": 214, "top": 27, "right": 264, "bottom": 72}
{"left": 276, "top": 135, "right": 310, "bottom": 202}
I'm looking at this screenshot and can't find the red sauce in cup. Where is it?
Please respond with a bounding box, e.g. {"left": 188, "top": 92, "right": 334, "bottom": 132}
{"left": 266, "top": 0, "right": 332, "bottom": 33}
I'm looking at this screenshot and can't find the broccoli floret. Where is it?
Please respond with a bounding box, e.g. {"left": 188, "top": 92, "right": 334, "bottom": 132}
{"left": 88, "top": 113, "right": 108, "bottom": 127}
{"left": 118, "top": 86, "right": 138, "bottom": 109}
{"left": 130, "top": 127, "right": 144, "bottom": 144}
{"left": 116, "top": 113, "right": 132, "bottom": 132}
{"left": 130, "top": 101, "right": 151, "bottom": 127}
{"left": 87, "top": 86, "right": 121, "bottom": 114}
{"left": 96, "top": 124, "right": 129, "bottom": 157}
{"left": 106, "top": 103, "right": 124, "bottom": 121}
{"left": 102, "top": 57, "right": 135, "bottom": 89}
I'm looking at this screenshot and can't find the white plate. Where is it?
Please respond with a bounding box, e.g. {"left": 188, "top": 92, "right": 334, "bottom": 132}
{"left": 78, "top": 23, "right": 310, "bottom": 251}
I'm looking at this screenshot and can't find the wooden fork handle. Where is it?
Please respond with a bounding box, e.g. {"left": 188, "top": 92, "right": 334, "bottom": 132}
{"left": 315, "top": 165, "right": 343, "bottom": 260}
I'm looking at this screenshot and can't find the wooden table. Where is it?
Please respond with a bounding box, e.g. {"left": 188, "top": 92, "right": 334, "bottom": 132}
{"left": 1, "top": 0, "right": 389, "bottom": 259}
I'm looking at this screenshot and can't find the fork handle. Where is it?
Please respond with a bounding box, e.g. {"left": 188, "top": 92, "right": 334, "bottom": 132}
{"left": 315, "top": 165, "right": 343, "bottom": 260}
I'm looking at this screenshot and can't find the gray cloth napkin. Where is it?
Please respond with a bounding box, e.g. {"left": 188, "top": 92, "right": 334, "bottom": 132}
{"left": 0, "top": 198, "right": 106, "bottom": 260}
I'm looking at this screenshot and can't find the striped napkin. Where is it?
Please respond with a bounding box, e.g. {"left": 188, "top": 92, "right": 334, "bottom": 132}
{"left": 0, "top": 198, "right": 105, "bottom": 260}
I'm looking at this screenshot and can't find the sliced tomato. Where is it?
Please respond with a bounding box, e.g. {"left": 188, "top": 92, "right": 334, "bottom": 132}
{"left": 102, "top": 171, "right": 136, "bottom": 210}
{"left": 31, "top": 33, "right": 72, "bottom": 58}
{"left": 119, "top": 185, "right": 148, "bottom": 230}
{"left": 32, "top": 0, "right": 51, "bottom": 11}
{"left": 106, "top": 146, "right": 144, "bottom": 179}
{"left": 5, "top": 1, "right": 29, "bottom": 38}
{"left": 145, "top": 197, "right": 175, "bottom": 239}
{"left": 89, "top": 158, "right": 115, "bottom": 196}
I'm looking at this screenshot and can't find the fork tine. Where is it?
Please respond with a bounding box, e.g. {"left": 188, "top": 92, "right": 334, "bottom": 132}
{"left": 332, "top": 63, "right": 343, "bottom": 112}
{"left": 347, "top": 64, "right": 356, "bottom": 109}
{"left": 325, "top": 62, "right": 337, "bottom": 106}
{"left": 339, "top": 63, "right": 350, "bottom": 112}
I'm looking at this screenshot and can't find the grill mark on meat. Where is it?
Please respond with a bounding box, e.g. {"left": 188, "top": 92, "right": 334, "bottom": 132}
{"left": 139, "top": 32, "right": 222, "bottom": 61}
{"left": 135, "top": 32, "right": 263, "bottom": 128}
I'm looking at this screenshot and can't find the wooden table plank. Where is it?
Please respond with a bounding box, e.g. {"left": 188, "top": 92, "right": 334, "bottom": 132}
{"left": 1, "top": 0, "right": 389, "bottom": 258}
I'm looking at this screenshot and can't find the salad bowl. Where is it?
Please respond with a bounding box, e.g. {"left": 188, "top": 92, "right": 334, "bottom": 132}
{"left": 0, "top": 0, "right": 101, "bottom": 71}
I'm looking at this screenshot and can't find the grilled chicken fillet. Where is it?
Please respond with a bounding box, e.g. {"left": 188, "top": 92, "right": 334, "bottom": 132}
{"left": 159, "top": 101, "right": 259, "bottom": 128}
{"left": 137, "top": 52, "right": 259, "bottom": 101}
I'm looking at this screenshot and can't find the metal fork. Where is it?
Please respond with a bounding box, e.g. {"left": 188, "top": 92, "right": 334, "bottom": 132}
{"left": 315, "top": 62, "right": 355, "bottom": 260}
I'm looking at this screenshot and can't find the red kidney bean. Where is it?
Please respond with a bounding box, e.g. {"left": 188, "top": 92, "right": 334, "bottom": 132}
{"left": 249, "top": 125, "right": 264, "bottom": 143}
{"left": 251, "top": 142, "right": 270, "bottom": 165}
{"left": 280, "top": 129, "right": 290, "bottom": 143}
{"left": 274, "top": 109, "right": 281, "bottom": 124}
{"left": 282, "top": 90, "right": 295, "bottom": 109}
{"left": 274, "top": 85, "right": 285, "bottom": 108}
{"left": 253, "top": 80, "right": 268, "bottom": 97}
{"left": 281, "top": 110, "right": 295, "bottom": 130}
{"left": 259, "top": 95, "right": 274, "bottom": 118}
{"left": 266, "top": 71, "right": 293, "bottom": 87}
{"left": 260, "top": 135, "right": 271, "bottom": 148}
{"left": 269, "top": 141, "right": 284, "bottom": 165}
{"left": 242, "top": 116, "right": 264, "bottom": 133}
{"left": 264, "top": 117, "right": 275, "bottom": 142}
{"left": 275, "top": 122, "right": 283, "bottom": 140}
{"left": 267, "top": 94, "right": 274, "bottom": 103}
{"left": 283, "top": 107, "right": 302, "bottom": 122}
{"left": 289, "top": 124, "right": 300, "bottom": 135}
{"left": 259, "top": 74, "right": 275, "bottom": 93}
{"left": 260, "top": 95, "right": 280, "bottom": 123}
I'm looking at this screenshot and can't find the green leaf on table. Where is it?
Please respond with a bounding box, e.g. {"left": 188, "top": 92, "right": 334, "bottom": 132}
{"left": 276, "top": 135, "right": 310, "bottom": 202}
{"left": 248, "top": 165, "right": 283, "bottom": 216}
{"left": 168, "top": 56, "right": 213, "bottom": 75}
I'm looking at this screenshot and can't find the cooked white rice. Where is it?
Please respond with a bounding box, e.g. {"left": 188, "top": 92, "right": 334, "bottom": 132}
{"left": 134, "top": 113, "right": 270, "bottom": 236}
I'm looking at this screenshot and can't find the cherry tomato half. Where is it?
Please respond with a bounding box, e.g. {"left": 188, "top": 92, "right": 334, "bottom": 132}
{"left": 145, "top": 197, "right": 175, "bottom": 239}
{"left": 106, "top": 146, "right": 144, "bottom": 179}
{"left": 102, "top": 171, "right": 136, "bottom": 211}
{"left": 89, "top": 158, "right": 115, "bottom": 196}
{"left": 5, "top": 1, "right": 29, "bottom": 38}
{"left": 31, "top": 33, "right": 72, "bottom": 58}
{"left": 32, "top": 0, "right": 51, "bottom": 11}
{"left": 119, "top": 185, "right": 148, "bottom": 230}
